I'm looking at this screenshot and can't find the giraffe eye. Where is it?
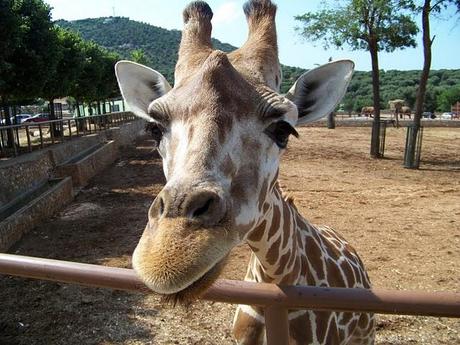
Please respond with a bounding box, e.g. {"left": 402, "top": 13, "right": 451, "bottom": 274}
{"left": 264, "top": 121, "right": 299, "bottom": 149}
{"left": 145, "top": 122, "right": 165, "bottom": 143}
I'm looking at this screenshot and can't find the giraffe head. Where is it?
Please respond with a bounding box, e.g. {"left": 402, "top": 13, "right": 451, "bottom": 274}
{"left": 116, "top": 0, "right": 353, "bottom": 303}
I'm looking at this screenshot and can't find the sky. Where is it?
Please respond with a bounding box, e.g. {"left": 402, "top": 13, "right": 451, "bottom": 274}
{"left": 45, "top": 0, "right": 460, "bottom": 71}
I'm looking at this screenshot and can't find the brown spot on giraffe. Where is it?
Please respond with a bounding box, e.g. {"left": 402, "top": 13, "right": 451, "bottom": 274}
{"left": 289, "top": 313, "right": 314, "bottom": 344}
{"left": 247, "top": 220, "right": 266, "bottom": 242}
{"left": 274, "top": 250, "right": 291, "bottom": 275}
{"left": 265, "top": 233, "right": 282, "bottom": 265}
{"left": 267, "top": 205, "right": 281, "bottom": 239}
{"left": 233, "top": 307, "right": 265, "bottom": 345}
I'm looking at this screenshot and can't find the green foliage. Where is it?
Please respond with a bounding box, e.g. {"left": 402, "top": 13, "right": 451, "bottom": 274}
{"left": 130, "top": 49, "right": 150, "bottom": 65}
{"left": 0, "top": 0, "right": 122, "bottom": 111}
{"left": 72, "top": 41, "right": 119, "bottom": 103}
{"left": 1, "top": 0, "right": 58, "bottom": 102}
{"left": 56, "top": 15, "right": 460, "bottom": 111}
{"left": 295, "top": 0, "right": 418, "bottom": 53}
{"left": 296, "top": 0, "right": 418, "bottom": 152}
{"left": 0, "top": 0, "right": 20, "bottom": 95}
{"left": 57, "top": 17, "right": 191, "bottom": 84}
{"left": 42, "top": 27, "right": 86, "bottom": 100}
{"left": 437, "top": 86, "right": 460, "bottom": 111}
{"left": 280, "top": 65, "right": 305, "bottom": 93}
{"left": 342, "top": 69, "right": 460, "bottom": 112}
{"left": 55, "top": 17, "right": 303, "bottom": 93}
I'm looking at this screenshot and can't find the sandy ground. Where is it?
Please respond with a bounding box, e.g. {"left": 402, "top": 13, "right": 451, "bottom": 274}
{"left": 0, "top": 126, "right": 459, "bottom": 345}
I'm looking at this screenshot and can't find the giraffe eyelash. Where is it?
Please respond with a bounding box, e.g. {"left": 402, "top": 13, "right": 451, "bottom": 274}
{"left": 145, "top": 122, "right": 166, "bottom": 143}
{"left": 264, "top": 120, "right": 299, "bottom": 149}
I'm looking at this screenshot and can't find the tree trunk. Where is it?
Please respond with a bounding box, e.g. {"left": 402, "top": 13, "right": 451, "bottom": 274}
{"left": 97, "top": 101, "right": 102, "bottom": 115}
{"left": 327, "top": 111, "right": 335, "bottom": 129}
{"left": 49, "top": 99, "right": 55, "bottom": 120}
{"left": 405, "top": 0, "right": 431, "bottom": 168}
{"left": 76, "top": 100, "right": 81, "bottom": 117}
{"left": 102, "top": 101, "right": 107, "bottom": 114}
{"left": 414, "top": 0, "right": 431, "bottom": 128}
{"left": 49, "top": 98, "right": 61, "bottom": 137}
{"left": 2, "top": 99, "right": 15, "bottom": 148}
{"left": 369, "top": 38, "right": 382, "bottom": 158}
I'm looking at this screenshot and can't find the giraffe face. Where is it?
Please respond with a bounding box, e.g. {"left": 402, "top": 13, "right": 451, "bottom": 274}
{"left": 119, "top": 53, "right": 299, "bottom": 302}
{"left": 115, "top": 1, "right": 354, "bottom": 303}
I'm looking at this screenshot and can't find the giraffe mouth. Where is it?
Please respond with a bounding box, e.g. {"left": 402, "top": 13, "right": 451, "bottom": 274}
{"left": 160, "top": 257, "right": 228, "bottom": 306}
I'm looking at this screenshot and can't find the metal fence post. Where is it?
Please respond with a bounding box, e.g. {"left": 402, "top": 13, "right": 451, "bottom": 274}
{"left": 404, "top": 124, "right": 423, "bottom": 169}
{"left": 265, "top": 306, "right": 290, "bottom": 345}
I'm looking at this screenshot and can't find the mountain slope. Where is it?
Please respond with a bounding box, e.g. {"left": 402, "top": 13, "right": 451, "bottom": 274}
{"left": 55, "top": 17, "right": 305, "bottom": 92}
{"left": 57, "top": 17, "right": 460, "bottom": 111}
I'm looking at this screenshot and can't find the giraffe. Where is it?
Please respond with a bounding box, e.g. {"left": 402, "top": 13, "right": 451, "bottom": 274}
{"left": 115, "top": 1, "right": 375, "bottom": 344}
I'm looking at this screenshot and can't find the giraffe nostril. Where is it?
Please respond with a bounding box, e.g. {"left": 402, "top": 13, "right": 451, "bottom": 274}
{"left": 185, "top": 191, "right": 225, "bottom": 223}
{"left": 192, "top": 198, "right": 213, "bottom": 218}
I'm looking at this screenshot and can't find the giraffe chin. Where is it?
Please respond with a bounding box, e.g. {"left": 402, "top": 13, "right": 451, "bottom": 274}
{"left": 159, "top": 257, "right": 228, "bottom": 306}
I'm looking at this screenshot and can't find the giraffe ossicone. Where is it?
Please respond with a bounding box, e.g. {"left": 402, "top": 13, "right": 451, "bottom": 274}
{"left": 115, "top": 0, "right": 375, "bottom": 344}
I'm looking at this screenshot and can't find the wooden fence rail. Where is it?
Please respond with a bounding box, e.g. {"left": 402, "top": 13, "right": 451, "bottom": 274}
{"left": 1, "top": 254, "right": 459, "bottom": 345}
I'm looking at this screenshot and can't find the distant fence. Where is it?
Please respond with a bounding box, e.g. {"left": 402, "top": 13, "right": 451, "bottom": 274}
{"left": 0, "top": 254, "right": 459, "bottom": 345}
{"left": 0, "top": 112, "right": 136, "bottom": 159}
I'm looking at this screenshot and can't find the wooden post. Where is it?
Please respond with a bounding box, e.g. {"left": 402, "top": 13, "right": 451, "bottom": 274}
{"left": 265, "top": 306, "right": 290, "bottom": 345}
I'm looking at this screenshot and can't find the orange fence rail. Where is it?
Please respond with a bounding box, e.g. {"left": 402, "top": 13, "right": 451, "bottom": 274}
{"left": 1, "top": 254, "right": 459, "bottom": 345}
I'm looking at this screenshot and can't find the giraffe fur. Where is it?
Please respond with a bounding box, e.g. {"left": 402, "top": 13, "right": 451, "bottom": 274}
{"left": 115, "top": 0, "right": 375, "bottom": 344}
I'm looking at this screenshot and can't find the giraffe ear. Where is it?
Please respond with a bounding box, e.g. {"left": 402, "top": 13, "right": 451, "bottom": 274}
{"left": 115, "top": 60, "right": 172, "bottom": 122}
{"left": 286, "top": 60, "right": 354, "bottom": 125}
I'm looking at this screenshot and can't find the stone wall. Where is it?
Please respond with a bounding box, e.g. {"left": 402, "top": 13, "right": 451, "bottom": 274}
{"left": 0, "top": 116, "right": 146, "bottom": 251}
{"left": 0, "top": 150, "right": 54, "bottom": 208}
{"left": 0, "top": 178, "right": 73, "bottom": 252}
{"left": 55, "top": 141, "right": 118, "bottom": 188}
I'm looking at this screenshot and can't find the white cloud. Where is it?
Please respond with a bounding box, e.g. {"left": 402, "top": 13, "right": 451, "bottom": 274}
{"left": 212, "top": 1, "right": 243, "bottom": 26}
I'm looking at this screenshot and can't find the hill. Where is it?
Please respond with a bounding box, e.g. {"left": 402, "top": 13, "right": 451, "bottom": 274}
{"left": 56, "top": 17, "right": 460, "bottom": 111}
{"left": 55, "top": 17, "right": 305, "bottom": 93}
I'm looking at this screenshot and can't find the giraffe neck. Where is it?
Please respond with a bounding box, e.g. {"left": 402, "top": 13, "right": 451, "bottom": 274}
{"left": 236, "top": 184, "right": 375, "bottom": 345}
{"left": 246, "top": 183, "right": 308, "bottom": 285}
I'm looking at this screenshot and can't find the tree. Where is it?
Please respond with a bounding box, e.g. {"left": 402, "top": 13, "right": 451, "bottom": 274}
{"left": 7, "top": 0, "right": 58, "bottom": 101}
{"left": 0, "top": 0, "right": 20, "bottom": 138}
{"left": 423, "top": 87, "right": 438, "bottom": 112}
{"left": 130, "top": 49, "right": 150, "bottom": 65}
{"left": 405, "top": 0, "right": 460, "bottom": 167}
{"left": 73, "top": 42, "right": 120, "bottom": 116}
{"left": 0, "top": 0, "right": 57, "bottom": 147}
{"left": 296, "top": 0, "right": 418, "bottom": 158}
{"left": 95, "top": 50, "right": 120, "bottom": 114}
{"left": 41, "top": 27, "right": 86, "bottom": 135}
{"left": 0, "top": 0, "right": 20, "bottom": 101}
{"left": 73, "top": 41, "right": 105, "bottom": 112}
{"left": 437, "top": 86, "right": 460, "bottom": 111}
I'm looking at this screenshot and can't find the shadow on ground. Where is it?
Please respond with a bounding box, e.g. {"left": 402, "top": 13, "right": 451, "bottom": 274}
{"left": 0, "top": 138, "right": 165, "bottom": 345}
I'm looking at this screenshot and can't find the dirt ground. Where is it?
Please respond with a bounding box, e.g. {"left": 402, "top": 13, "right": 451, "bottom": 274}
{"left": 1, "top": 126, "right": 459, "bottom": 345}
